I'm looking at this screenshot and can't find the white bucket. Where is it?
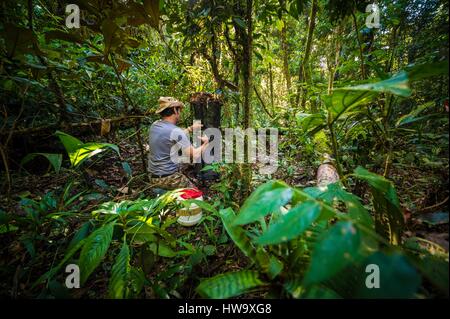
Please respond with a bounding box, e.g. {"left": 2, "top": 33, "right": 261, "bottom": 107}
{"left": 176, "top": 194, "right": 203, "bottom": 227}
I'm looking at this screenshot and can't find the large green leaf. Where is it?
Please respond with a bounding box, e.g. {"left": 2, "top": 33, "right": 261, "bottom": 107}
{"left": 323, "top": 61, "right": 447, "bottom": 125}
{"left": 55, "top": 130, "right": 83, "bottom": 154}
{"left": 33, "top": 236, "right": 87, "bottom": 288}
{"left": 196, "top": 270, "right": 266, "bottom": 299}
{"left": 182, "top": 199, "right": 218, "bottom": 215}
{"left": 234, "top": 181, "right": 293, "bottom": 225}
{"left": 55, "top": 131, "right": 120, "bottom": 168}
{"left": 45, "top": 30, "right": 84, "bottom": 44}
{"left": 395, "top": 101, "right": 435, "bottom": 127}
{"left": 303, "top": 221, "right": 362, "bottom": 285}
{"left": 406, "top": 60, "right": 449, "bottom": 82}
{"left": 108, "top": 241, "right": 131, "bottom": 299}
{"left": 296, "top": 113, "right": 326, "bottom": 134}
{"left": 79, "top": 222, "right": 115, "bottom": 285}
{"left": 315, "top": 183, "right": 374, "bottom": 228}
{"left": 101, "top": 19, "right": 119, "bottom": 56}
{"left": 353, "top": 167, "right": 404, "bottom": 245}
{"left": 71, "top": 142, "right": 120, "bottom": 167}
{"left": 108, "top": 240, "right": 145, "bottom": 299}
{"left": 219, "top": 208, "right": 278, "bottom": 278}
{"left": 21, "top": 153, "right": 62, "bottom": 173}
{"left": 2, "top": 23, "right": 41, "bottom": 57}
{"left": 67, "top": 221, "right": 92, "bottom": 251}
{"left": 342, "top": 71, "right": 411, "bottom": 97}
{"left": 143, "top": 0, "right": 160, "bottom": 28}
{"left": 355, "top": 252, "right": 421, "bottom": 298}
{"left": 323, "top": 71, "right": 410, "bottom": 124}
{"left": 220, "top": 208, "right": 258, "bottom": 262}
{"left": 256, "top": 201, "right": 321, "bottom": 246}
{"left": 414, "top": 254, "right": 449, "bottom": 296}
{"left": 148, "top": 242, "right": 177, "bottom": 258}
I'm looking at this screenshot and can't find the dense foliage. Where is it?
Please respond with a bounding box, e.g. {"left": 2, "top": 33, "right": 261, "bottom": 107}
{"left": 0, "top": 0, "right": 448, "bottom": 298}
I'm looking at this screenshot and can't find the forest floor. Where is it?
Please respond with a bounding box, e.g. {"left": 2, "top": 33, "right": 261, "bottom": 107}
{"left": 0, "top": 129, "right": 448, "bottom": 298}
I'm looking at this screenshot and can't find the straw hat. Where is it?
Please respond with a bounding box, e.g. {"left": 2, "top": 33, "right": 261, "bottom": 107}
{"left": 155, "top": 96, "right": 184, "bottom": 114}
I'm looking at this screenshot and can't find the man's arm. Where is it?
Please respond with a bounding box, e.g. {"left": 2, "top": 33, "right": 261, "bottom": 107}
{"left": 183, "top": 136, "right": 209, "bottom": 161}
{"left": 183, "top": 122, "right": 203, "bottom": 135}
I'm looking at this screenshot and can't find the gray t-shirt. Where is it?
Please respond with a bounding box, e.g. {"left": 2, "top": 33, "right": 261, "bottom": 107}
{"left": 148, "top": 120, "right": 191, "bottom": 175}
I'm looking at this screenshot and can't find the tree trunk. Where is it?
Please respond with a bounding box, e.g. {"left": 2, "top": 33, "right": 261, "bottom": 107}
{"left": 268, "top": 62, "right": 275, "bottom": 108}
{"left": 279, "top": 0, "right": 292, "bottom": 105}
{"left": 241, "top": 0, "right": 253, "bottom": 130}
{"left": 351, "top": 10, "right": 366, "bottom": 79}
{"left": 280, "top": 20, "right": 292, "bottom": 104}
{"left": 239, "top": 0, "right": 253, "bottom": 200}
{"left": 295, "top": 0, "right": 318, "bottom": 108}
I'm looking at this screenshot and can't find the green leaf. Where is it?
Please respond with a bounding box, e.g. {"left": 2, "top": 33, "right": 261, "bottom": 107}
{"left": 129, "top": 267, "right": 145, "bottom": 297}
{"left": 356, "top": 252, "right": 421, "bottom": 298}
{"left": 55, "top": 131, "right": 120, "bottom": 168}
{"left": 149, "top": 242, "right": 176, "bottom": 258}
{"left": 70, "top": 142, "right": 120, "bottom": 168}
{"left": 275, "top": 19, "right": 284, "bottom": 32}
{"left": 304, "top": 221, "right": 361, "bottom": 285}
{"left": 101, "top": 19, "right": 119, "bottom": 56}
{"left": 323, "top": 71, "right": 411, "bottom": 123}
{"left": 234, "top": 181, "right": 293, "bottom": 225}
{"left": 85, "top": 55, "right": 111, "bottom": 66}
{"left": 182, "top": 199, "right": 218, "bottom": 215}
{"left": 406, "top": 60, "right": 449, "bottom": 82}
{"left": 395, "top": 102, "right": 435, "bottom": 127}
{"left": 67, "top": 221, "right": 92, "bottom": 251}
{"left": 55, "top": 130, "right": 83, "bottom": 154}
{"left": 203, "top": 245, "right": 216, "bottom": 256}
{"left": 108, "top": 241, "right": 131, "bottom": 299}
{"left": 0, "top": 224, "right": 18, "bottom": 234}
{"left": 33, "top": 236, "right": 87, "bottom": 288}
{"left": 220, "top": 208, "right": 258, "bottom": 262}
{"left": 196, "top": 270, "right": 266, "bottom": 299}
{"left": 413, "top": 253, "right": 449, "bottom": 295}
{"left": 1, "top": 23, "right": 41, "bottom": 57}
{"left": 21, "top": 153, "right": 62, "bottom": 173}
{"left": 220, "top": 208, "right": 275, "bottom": 277}
{"left": 316, "top": 183, "right": 374, "bottom": 228}
{"left": 233, "top": 17, "right": 247, "bottom": 29}
{"left": 45, "top": 30, "right": 83, "bottom": 44}
{"left": 353, "top": 167, "right": 404, "bottom": 245}
{"left": 143, "top": 0, "right": 160, "bottom": 28}
{"left": 256, "top": 201, "right": 321, "bottom": 246}
{"left": 121, "top": 161, "right": 132, "bottom": 178}
{"left": 267, "top": 255, "right": 284, "bottom": 279}
{"left": 79, "top": 222, "right": 115, "bottom": 285}
{"left": 296, "top": 113, "right": 326, "bottom": 134}
{"left": 342, "top": 71, "right": 411, "bottom": 97}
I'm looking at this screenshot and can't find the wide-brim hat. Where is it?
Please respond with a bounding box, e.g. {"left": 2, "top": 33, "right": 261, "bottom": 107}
{"left": 155, "top": 96, "right": 184, "bottom": 114}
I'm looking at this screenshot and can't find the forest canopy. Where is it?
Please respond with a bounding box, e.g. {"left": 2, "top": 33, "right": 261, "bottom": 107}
{"left": 0, "top": 0, "right": 448, "bottom": 299}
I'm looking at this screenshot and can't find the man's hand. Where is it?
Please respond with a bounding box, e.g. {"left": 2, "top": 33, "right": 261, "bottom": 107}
{"left": 200, "top": 135, "right": 209, "bottom": 144}
{"left": 187, "top": 122, "right": 203, "bottom": 133}
{"left": 192, "top": 121, "right": 203, "bottom": 131}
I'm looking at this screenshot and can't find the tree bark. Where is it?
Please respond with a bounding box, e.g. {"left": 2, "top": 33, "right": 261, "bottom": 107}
{"left": 268, "top": 62, "right": 275, "bottom": 108}
{"left": 280, "top": 19, "right": 292, "bottom": 104}
{"left": 239, "top": 0, "right": 253, "bottom": 201}
{"left": 351, "top": 10, "right": 366, "bottom": 79}
{"left": 295, "top": 0, "right": 318, "bottom": 108}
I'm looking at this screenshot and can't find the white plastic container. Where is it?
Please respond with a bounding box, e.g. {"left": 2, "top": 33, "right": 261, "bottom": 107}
{"left": 175, "top": 189, "right": 203, "bottom": 227}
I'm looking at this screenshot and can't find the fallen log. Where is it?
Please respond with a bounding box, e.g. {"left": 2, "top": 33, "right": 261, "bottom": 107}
{"left": 0, "top": 115, "right": 151, "bottom": 138}
{"left": 316, "top": 154, "right": 340, "bottom": 187}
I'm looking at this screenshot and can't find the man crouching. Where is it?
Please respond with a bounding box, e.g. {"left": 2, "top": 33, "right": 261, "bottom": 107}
{"left": 148, "top": 97, "right": 209, "bottom": 190}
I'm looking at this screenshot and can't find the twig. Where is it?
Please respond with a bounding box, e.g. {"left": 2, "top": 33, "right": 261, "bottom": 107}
{"left": 420, "top": 196, "right": 449, "bottom": 213}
